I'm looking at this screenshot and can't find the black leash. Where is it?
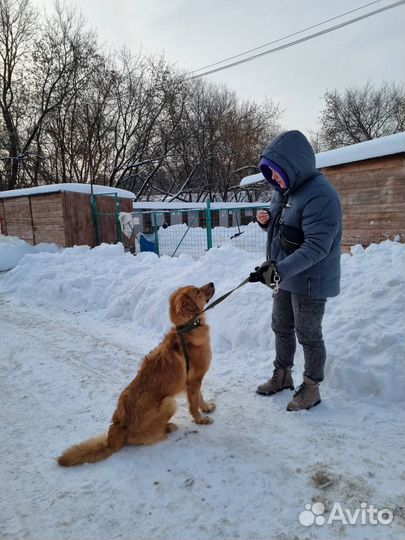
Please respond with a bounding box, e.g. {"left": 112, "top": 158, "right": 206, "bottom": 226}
{"left": 176, "top": 276, "right": 251, "bottom": 372}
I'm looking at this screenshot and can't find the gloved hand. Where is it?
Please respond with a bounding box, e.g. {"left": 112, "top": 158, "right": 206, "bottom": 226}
{"left": 249, "top": 260, "right": 280, "bottom": 289}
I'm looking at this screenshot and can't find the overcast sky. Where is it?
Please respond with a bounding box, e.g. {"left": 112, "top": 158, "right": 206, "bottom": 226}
{"left": 36, "top": 0, "right": 405, "bottom": 138}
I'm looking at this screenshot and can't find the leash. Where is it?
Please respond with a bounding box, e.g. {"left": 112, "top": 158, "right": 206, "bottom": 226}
{"left": 176, "top": 276, "right": 251, "bottom": 372}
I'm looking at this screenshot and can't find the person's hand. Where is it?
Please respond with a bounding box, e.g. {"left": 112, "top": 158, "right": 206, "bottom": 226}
{"left": 249, "top": 260, "right": 280, "bottom": 289}
{"left": 256, "top": 209, "right": 270, "bottom": 225}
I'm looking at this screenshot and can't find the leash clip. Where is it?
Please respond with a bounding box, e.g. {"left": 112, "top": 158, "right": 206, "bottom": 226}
{"left": 273, "top": 271, "right": 281, "bottom": 294}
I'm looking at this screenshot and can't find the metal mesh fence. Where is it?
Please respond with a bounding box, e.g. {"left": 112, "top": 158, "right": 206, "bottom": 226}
{"left": 132, "top": 203, "right": 271, "bottom": 259}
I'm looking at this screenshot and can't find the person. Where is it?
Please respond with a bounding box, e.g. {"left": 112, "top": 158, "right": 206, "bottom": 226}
{"left": 249, "top": 130, "right": 342, "bottom": 411}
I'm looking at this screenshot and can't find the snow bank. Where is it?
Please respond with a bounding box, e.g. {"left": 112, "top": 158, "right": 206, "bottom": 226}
{"left": 0, "top": 235, "right": 59, "bottom": 271}
{"left": 0, "top": 239, "right": 404, "bottom": 402}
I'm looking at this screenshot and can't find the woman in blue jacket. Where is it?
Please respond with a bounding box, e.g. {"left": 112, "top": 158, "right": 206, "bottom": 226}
{"left": 249, "top": 130, "right": 342, "bottom": 411}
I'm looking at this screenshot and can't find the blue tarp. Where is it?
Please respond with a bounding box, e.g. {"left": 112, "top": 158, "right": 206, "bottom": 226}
{"left": 139, "top": 234, "right": 157, "bottom": 253}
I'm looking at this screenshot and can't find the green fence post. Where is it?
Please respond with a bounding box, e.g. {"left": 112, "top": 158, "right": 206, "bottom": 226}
{"left": 153, "top": 212, "right": 160, "bottom": 256}
{"left": 115, "top": 194, "right": 122, "bottom": 243}
{"left": 206, "top": 199, "right": 213, "bottom": 251}
{"left": 92, "top": 195, "right": 99, "bottom": 246}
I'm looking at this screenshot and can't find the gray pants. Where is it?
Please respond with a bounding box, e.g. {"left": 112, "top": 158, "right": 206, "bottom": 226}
{"left": 272, "top": 289, "right": 327, "bottom": 382}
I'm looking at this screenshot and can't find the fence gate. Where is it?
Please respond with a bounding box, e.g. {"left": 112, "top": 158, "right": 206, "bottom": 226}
{"left": 91, "top": 193, "right": 122, "bottom": 245}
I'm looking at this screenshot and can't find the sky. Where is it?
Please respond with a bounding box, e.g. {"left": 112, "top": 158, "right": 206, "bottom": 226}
{"left": 35, "top": 0, "right": 405, "bottom": 138}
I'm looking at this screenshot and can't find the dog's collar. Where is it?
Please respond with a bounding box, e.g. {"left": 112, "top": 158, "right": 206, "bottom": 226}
{"left": 176, "top": 318, "right": 201, "bottom": 335}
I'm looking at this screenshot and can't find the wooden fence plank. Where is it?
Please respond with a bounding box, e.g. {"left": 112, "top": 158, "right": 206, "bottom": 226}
{"left": 62, "top": 191, "right": 96, "bottom": 248}
{"left": 30, "top": 194, "right": 65, "bottom": 246}
{"left": 3, "top": 197, "right": 34, "bottom": 244}
{"left": 0, "top": 200, "right": 7, "bottom": 235}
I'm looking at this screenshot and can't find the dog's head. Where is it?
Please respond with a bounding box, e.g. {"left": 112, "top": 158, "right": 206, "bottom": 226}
{"left": 169, "top": 282, "right": 215, "bottom": 326}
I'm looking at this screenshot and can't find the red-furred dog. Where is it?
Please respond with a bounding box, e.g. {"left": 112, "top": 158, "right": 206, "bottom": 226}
{"left": 58, "top": 282, "right": 215, "bottom": 466}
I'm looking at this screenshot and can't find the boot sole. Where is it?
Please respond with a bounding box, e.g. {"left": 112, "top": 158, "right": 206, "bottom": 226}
{"left": 256, "top": 386, "right": 294, "bottom": 396}
{"left": 286, "top": 399, "right": 321, "bottom": 411}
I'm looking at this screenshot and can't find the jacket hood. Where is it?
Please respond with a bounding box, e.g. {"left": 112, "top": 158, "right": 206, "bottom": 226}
{"left": 261, "top": 130, "right": 318, "bottom": 193}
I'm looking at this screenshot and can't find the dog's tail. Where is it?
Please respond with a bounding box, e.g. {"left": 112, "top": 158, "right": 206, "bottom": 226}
{"left": 57, "top": 424, "right": 127, "bottom": 467}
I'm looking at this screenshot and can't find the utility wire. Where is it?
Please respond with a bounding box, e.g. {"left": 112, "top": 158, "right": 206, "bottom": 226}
{"left": 189, "top": 0, "right": 386, "bottom": 74}
{"left": 186, "top": 0, "right": 404, "bottom": 80}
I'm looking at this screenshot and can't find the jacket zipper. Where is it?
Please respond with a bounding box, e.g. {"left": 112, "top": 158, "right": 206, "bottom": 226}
{"left": 307, "top": 278, "right": 311, "bottom": 297}
{"left": 283, "top": 237, "right": 301, "bottom": 247}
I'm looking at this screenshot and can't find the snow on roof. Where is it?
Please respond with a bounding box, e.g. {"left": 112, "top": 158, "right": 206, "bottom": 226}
{"left": 240, "top": 132, "right": 405, "bottom": 187}
{"left": 240, "top": 173, "right": 265, "bottom": 187}
{"left": 316, "top": 132, "right": 405, "bottom": 169}
{"left": 133, "top": 201, "right": 269, "bottom": 210}
{"left": 0, "top": 183, "right": 135, "bottom": 200}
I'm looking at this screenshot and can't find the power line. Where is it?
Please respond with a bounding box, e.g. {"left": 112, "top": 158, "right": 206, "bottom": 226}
{"left": 189, "top": 0, "right": 386, "bottom": 75}
{"left": 186, "top": 0, "right": 404, "bottom": 80}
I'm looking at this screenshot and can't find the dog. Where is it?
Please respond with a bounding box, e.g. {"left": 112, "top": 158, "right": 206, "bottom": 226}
{"left": 57, "top": 282, "right": 215, "bottom": 467}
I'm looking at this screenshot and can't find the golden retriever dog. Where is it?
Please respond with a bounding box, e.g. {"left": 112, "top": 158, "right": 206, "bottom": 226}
{"left": 57, "top": 282, "right": 215, "bottom": 467}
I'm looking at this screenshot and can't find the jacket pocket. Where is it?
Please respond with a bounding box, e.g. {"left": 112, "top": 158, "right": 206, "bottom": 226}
{"left": 280, "top": 223, "right": 305, "bottom": 254}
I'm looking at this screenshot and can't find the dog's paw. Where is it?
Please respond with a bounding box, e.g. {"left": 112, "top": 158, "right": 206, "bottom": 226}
{"left": 165, "top": 422, "right": 178, "bottom": 433}
{"left": 194, "top": 416, "right": 214, "bottom": 425}
{"left": 201, "top": 402, "right": 216, "bottom": 413}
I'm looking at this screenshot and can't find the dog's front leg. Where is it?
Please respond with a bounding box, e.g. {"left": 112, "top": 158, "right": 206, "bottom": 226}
{"left": 199, "top": 391, "right": 216, "bottom": 414}
{"left": 186, "top": 377, "right": 213, "bottom": 425}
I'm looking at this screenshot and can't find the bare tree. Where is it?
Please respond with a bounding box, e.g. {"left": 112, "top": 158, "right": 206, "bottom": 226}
{"left": 0, "top": 0, "right": 36, "bottom": 189}
{"left": 43, "top": 52, "right": 117, "bottom": 185}
{"left": 156, "top": 80, "right": 281, "bottom": 202}
{"left": 0, "top": 0, "right": 99, "bottom": 190}
{"left": 318, "top": 81, "right": 405, "bottom": 150}
{"left": 0, "top": 1, "right": 283, "bottom": 201}
{"left": 112, "top": 55, "right": 191, "bottom": 199}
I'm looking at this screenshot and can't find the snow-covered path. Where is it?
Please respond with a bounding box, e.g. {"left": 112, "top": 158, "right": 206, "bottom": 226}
{"left": 1, "top": 295, "right": 404, "bottom": 540}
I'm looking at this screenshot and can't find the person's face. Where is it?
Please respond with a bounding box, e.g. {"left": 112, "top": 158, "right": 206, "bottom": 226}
{"left": 271, "top": 169, "right": 287, "bottom": 189}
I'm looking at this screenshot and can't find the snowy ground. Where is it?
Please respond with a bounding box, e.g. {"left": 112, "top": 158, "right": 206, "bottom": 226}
{"left": 0, "top": 239, "right": 404, "bottom": 539}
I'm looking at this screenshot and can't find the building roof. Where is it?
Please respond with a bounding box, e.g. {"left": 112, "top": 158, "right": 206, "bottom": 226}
{"left": 133, "top": 201, "right": 268, "bottom": 210}
{"left": 0, "top": 183, "right": 136, "bottom": 200}
{"left": 240, "top": 132, "right": 405, "bottom": 187}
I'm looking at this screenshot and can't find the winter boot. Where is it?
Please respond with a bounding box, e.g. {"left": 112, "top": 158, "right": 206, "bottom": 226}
{"left": 286, "top": 375, "right": 321, "bottom": 411}
{"left": 256, "top": 367, "right": 294, "bottom": 396}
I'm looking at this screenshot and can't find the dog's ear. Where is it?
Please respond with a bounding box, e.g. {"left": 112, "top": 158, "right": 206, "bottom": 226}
{"left": 177, "top": 292, "right": 199, "bottom": 316}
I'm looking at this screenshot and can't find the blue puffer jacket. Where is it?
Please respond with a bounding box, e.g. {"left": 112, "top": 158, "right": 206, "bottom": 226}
{"left": 261, "top": 130, "right": 342, "bottom": 298}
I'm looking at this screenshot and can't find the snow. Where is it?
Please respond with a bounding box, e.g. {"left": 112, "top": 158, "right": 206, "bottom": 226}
{"left": 0, "top": 239, "right": 404, "bottom": 539}
{"left": 0, "top": 234, "right": 59, "bottom": 271}
{"left": 239, "top": 171, "right": 265, "bottom": 186}
{"left": 315, "top": 132, "right": 405, "bottom": 169}
{"left": 0, "top": 182, "right": 135, "bottom": 200}
{"left": 133, "top": 201, "right": 269, "bottom": 209}
{"left": 240, "top": 132, "right": 405, "bottom": 186}
{"left": 240, "top": 171, "right": 265, "bottom": 186}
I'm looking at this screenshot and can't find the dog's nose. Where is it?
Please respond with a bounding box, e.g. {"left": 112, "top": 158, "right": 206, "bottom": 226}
{"left": 209, "top": 282, "right": 214, "bottom": 288}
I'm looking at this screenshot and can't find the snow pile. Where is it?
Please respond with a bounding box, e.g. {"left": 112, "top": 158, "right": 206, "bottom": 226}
{"left": 326, "top": 241, "right": 405, "bottom": 402}
{"left": 0, "top": 235, "right": 59, "bottom": 271}
{"left": 1, "top": 238, "right": 404, "bottom": 402}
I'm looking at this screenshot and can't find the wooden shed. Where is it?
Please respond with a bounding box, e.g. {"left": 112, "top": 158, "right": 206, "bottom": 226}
{"left": 0, "top": 184, "right": 134, "bottom": 248}
{"left": 316, "top": 133, "right": 405, "bottom": 251}
{"left": 240, "top": 132, "right": 405, "bottom": 251}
